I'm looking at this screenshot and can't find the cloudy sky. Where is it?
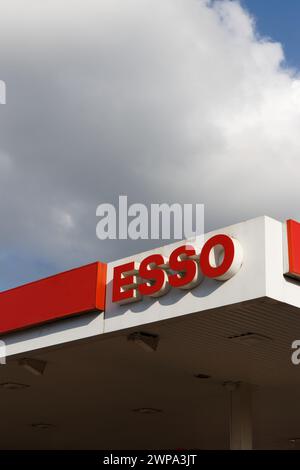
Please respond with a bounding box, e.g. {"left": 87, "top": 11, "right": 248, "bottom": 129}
{"left": 0, "top": 0, "right": 300, "bottom": 289}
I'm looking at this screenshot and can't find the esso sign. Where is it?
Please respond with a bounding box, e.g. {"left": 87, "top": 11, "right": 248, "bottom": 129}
{"left": 112, "top": 234, "right": 243, "bottom": 305}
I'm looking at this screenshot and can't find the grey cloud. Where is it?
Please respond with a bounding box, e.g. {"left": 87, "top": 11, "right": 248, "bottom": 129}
{"left": 0, "top": 0, "right": 299, "bottom": 288}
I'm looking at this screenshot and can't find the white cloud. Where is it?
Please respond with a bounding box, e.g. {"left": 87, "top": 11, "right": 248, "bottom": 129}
{"left": 0, "top": 0, "right": 299, "bottom": 286}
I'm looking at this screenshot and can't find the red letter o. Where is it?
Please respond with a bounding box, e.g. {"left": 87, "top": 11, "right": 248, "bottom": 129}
{"left": 200, "top": 234, "right": 242, "bottom": 281}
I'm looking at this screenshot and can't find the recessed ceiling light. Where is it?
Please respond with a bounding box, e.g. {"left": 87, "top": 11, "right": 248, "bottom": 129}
{"left": 132, "top": 407, "right": 162, "bottom": 414}
{"left": 31, "top": 423, "right": 53, "bottom": 430}
{"left": 227, "top": 332, "right": 272, "bottom": 345}
{"left": 289, "top": 438, "right": 300, "bottom": 446}
{"left": 194, "top": 373, "right": 211, "bottom": 379}
{"left": 18, "top": 358, "right": 47, "bottom": 376}
{"left": 127, "top": 332, "right": 159, "bottom": 352}
{"left": 0, "top": 382, "right": 29, "bottom": 390}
